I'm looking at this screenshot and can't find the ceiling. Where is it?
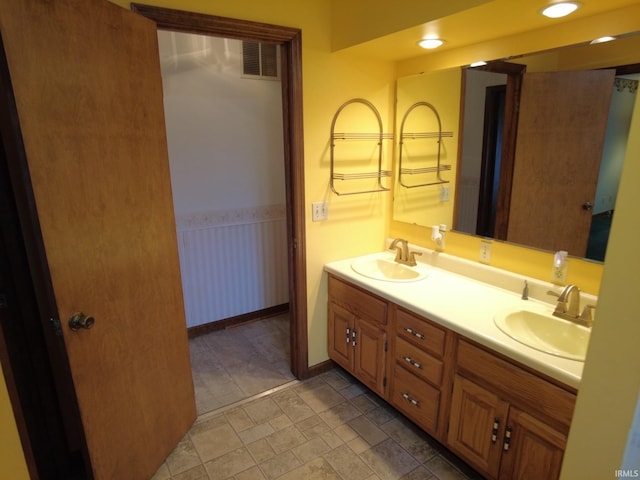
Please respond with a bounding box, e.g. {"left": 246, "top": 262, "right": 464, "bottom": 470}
{"left": 336, "top": 0, "right": 640, "bottom": 61}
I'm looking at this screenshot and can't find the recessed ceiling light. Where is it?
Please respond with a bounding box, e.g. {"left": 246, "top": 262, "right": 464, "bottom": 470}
{"left": 541, "top": 2, "right": 580, "bottom": 18}
{"left": 418, "top": 38, "right": 444, "bottom": 49}
{"left": 590, "top": 36, "right": 616, "bottom": 44}
{"left": 470, "top": 61, "right": 487, "bottom": 67}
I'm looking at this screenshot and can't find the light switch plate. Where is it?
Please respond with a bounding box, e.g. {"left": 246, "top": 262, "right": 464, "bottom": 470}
{"left": 311, "top": 201, "right": 328, "bottom": 222}
{"left": 440, "top": 185, "right": 450, "bottom": 202}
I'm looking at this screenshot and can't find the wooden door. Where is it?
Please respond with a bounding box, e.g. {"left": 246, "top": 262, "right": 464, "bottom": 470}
{"left": 0, "top": 0, "right": 196, "bottom": 478}
{"left": 507, "top": 70, "right": 615, "bottom": 255}
{"left": 448, "top": 375, "right": 508, "bottom": 479}
{"left": 499, "top": 407, "right": 566, "bottom": 480}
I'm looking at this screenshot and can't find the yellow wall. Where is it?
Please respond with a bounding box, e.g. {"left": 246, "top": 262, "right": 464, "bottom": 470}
{"left": 0, "top": 368, "right": 29, "bottom": 479}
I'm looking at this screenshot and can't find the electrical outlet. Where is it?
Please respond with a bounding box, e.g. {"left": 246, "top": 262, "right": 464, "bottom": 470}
{"left": 479, "top": 240, "right": 492, "bottom": 263}
{"left": 311, "top": 201, "right": 328, "bottom": 222}
{"left": 440, "top": 185, "right": 450, "bottom": 202}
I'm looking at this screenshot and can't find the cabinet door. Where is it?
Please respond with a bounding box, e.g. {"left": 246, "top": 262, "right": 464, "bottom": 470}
{"left": 498, "top": 407, "right": 566, "bottom": 480}
{"left": 353, "top": 318, "right": 387, "bottom": 396}
{"left": 448, "top": 375, "right": 508, "bottom": 479}
{"left": 328, "top": 302, "right": 354, "bottom": 371}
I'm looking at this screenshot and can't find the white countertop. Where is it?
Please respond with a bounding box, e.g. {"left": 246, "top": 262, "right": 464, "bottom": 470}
{"left": 324, "top": 250, "right": 586, "bottom": 389}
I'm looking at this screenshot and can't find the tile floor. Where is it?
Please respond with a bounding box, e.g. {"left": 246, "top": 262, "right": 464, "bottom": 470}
{"left": 152, "top": 316, "right": 483, "bottom": 480}
{"left": 189, "top": 313, "right": 295, "bottom": 415}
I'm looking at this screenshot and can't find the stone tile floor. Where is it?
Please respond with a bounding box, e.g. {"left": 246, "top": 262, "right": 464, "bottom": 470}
{"left": 189, "top": 313, "right": 295, "bottom": 415}
{"left": 152, "top": 367, "right": 483, "bottom": 480}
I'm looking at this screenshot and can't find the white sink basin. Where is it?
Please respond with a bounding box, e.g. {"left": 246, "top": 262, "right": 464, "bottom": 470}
{"left": 494, "top": 307, "right": 590, "bottom": 361}
{"left": 351, "top": 258, "right": 428, "bottom": 282}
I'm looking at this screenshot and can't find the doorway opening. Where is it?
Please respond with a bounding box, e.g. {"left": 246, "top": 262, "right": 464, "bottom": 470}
{"left": 156, "top": 29, "right": 295, "bottom": 414}
{"left": 131, "top": 4, "right": 309, "bottom": 409}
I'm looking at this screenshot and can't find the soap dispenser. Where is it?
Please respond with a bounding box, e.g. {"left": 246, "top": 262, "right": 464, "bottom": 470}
{"left": 432, "top": 224, "right": 445, "bottom": 250}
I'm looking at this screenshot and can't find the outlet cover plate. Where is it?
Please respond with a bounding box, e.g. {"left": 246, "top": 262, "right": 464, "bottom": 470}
{"left": 312, "top": 201, "right": 328, "bottom": 222}
{"left": 479, "top": 240, "right": 492, "bottom": 263}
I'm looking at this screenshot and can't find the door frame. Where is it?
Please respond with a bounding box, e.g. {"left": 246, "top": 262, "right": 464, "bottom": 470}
{"left": 130, "top": 4, "right": 309, "bottom": 379}
{"left": 460, "top": 61, "right": 525, "bottom": 240}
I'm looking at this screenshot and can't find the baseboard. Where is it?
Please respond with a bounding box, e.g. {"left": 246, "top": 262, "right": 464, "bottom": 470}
{"left": 187, "top": 303, "right": 289, "bottom": 338}
{"left": 305, "top": 360, "right": 335, "bottom": 378}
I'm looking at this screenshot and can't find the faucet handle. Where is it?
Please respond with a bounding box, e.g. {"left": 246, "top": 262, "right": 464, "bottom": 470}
{"left": 407, "top": 250, "right": 422, "bottom": 267}
{"left": 579, "top": 304, "right": 596, "bottom": 327}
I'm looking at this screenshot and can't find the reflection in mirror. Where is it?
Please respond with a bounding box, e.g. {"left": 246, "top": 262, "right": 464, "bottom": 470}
{"left": 393, "top": 69, "right": 460, "bottom": 229}
{"left": 393, "top": 33, "right": 640, "bottom": 262}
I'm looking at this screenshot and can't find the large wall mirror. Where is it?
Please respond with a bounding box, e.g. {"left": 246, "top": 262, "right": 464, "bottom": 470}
{"left": 393, "top": 32, "right": 640, "bottom": 263}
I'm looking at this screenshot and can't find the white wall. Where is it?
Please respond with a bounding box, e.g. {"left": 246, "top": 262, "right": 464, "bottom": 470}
{"left": 157, "top": 31, "right": 285, "bottom": 215}
{"left": 157, "top": 32, "right": 289, "bottom": 326}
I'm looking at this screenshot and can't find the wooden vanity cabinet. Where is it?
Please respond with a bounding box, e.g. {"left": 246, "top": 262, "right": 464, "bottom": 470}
{"left": 448, "top": 339, "right": 575, "bottom": 480}
{"left": 327, "top": 275, "right": 388, "bottom": 397}
{"left": 326, "top": 275, "right": 576, "bottom": 480}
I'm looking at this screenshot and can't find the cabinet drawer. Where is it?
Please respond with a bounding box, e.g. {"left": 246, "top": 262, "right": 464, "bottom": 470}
{"left": 456, "top": 339, "right": 576, "bottom": 428}
{"left": 328, "top": 276, "right": 387, "bottom": 325}
{"left": 395, "top": 308, "right": 445, "bottom": 356}
{"left": 391, "top": 364, "right": 440, "bottom": 434}
{"left": 395, "top": 336, "right": 443, "bottom": 386}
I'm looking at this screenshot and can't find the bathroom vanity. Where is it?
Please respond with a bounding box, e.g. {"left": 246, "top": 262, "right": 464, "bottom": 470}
{"left": 325, "top": 247, "right": 591, "bottom": 480}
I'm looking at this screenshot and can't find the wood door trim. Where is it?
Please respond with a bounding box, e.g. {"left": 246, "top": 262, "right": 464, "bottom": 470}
{"left": 130, "top": 4, "right": 309, "bottom": 378}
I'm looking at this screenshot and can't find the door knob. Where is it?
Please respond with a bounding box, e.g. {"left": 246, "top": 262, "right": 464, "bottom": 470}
{"left": 69, "top": 312, "right": 95, "bottom": 330}
{"left": 582, "top": 201, "right": 593, "bottom": 211}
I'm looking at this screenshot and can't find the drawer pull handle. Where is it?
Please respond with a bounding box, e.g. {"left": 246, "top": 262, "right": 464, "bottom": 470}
{"left": 503, "top": 426, "right": 513, "bottom": 451}
{"left": 403, "top": 356, "right": 423, "bottom": 369}
{"left": 401, "top": 392, "right": 421, "bottom": 407}
{"left": 404, "top": 327, "right": 425, "bottom": 340}
{"left": 491, "top": 418, "right": 500, "bottom": 444}
{"left": 346, "top": 327, "right": 350, "bottom": 344}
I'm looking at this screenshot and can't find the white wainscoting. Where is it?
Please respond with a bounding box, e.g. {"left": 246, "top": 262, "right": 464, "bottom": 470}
{"left": 175, "top": 205, "right": 289, "bottom": 328}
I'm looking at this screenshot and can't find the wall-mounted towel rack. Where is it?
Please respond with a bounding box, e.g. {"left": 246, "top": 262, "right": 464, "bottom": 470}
{"left": 398, "top": 101, "right": 453, "bottom": 188}
{"left": 330, "top": 98, "right": 393, "bottom": 196}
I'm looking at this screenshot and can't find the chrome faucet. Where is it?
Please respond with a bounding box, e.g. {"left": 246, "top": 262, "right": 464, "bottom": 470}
{"left": 547, "top": 284, "right": 596, "bottom": 327}
{"left": 389, "top": 238, "right": 422, "bottom": 267}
